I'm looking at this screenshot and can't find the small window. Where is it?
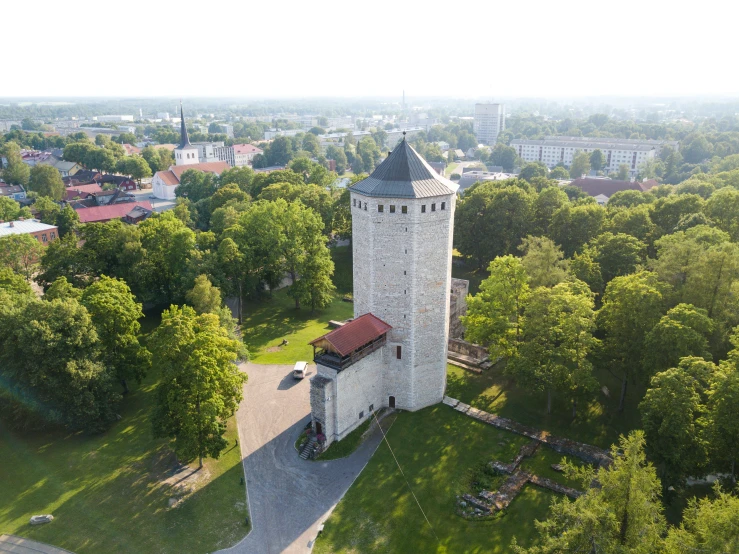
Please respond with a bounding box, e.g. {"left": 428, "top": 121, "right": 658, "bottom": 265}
{"left": 390, "top": 205, "right": 396, "bottom": 213}
{"left": 353, "top": 198, "right": 356, "bottom": 207}
{"left": 41, "top": 234, "right": 47, "bottom": 242}
{"left": 50, "top": 232, "right": 56, "bottom": 239}
{"left": 369, "top": 404, "right": 374, "bottom": 412}
{"left": 431, "top": 203, "right": 436, "bottom": 212}
{"left": 378, "top": 204, "right": 384, "bottom": 212}
{"left": 421, "top": 205, "right": 426, "bottom": 213}
{"left": 401, "top": 205, "right": 407, "bottom": 214}
{"left": 359, "top": 411, "right": 364, "bottom": 419}
{"left": 404, "top": 270, "right": 406, "bottom": 275}
{"left": 441, "top": 202, "right": 446, "bottom": 210}
{"left": 364, "top": 202, "right": 367, "bottom": 211}
{"left": 396, "top": 345, "right": 402, "bottom": 359}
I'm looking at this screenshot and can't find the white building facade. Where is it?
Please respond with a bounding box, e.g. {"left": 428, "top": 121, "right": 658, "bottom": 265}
{"left": 510, "top": 136, "right": 679, "bottom": 177}
{"left": 309, "top": 139, "right": 458, "bottom": 447}
{"left": 474, "top": 103, "right": 506, "bottom": 145}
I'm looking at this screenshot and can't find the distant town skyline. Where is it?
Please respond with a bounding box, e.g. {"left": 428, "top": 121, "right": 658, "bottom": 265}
{"left": 5, "top": 0, "right": 737, "bottom": 99}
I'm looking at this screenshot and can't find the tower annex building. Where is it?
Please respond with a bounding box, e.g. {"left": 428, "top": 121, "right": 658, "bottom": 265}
{"left": 309, "top": 137, "right": 459, "bottom": 446}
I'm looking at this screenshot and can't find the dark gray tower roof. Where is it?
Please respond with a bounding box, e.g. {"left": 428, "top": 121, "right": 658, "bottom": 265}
{"left": 350, "top": 138, "right": 458, "bottom": 199}
{"left": 178, "top": 101, "right": 194, "bottom": 149}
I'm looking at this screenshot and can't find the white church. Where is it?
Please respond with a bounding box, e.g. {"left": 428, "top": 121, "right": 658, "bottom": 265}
{"left": 309, "top": 137, "right": 459, "bottom": 447}
{"left": 151, "top": 103, "right": 229, "bottom": 200}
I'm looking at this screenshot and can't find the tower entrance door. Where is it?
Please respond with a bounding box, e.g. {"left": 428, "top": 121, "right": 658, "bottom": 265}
{"left": 389, "top": 396, "right": 396, "bottom": 409}
{"left": 315, "top": 422, "right": 323, "bottom": 435}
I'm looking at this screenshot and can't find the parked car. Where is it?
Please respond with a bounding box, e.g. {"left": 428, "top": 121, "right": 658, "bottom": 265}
{"left": 293, "top": 361, "right": 308, "bottom": 379}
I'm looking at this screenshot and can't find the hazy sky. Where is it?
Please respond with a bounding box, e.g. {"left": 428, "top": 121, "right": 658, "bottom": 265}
{"left": 5, "top": 0, "right": 738, "bottom": 99}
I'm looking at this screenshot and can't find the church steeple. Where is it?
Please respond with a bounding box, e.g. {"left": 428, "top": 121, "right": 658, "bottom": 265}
{"left": 179, "top": 101, "right": 191, "bottom": 148}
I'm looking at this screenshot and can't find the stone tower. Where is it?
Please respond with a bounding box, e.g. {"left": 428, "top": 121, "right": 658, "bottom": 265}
{"left": 349, "top": 137, "right": 458, "bottom": 410}
{"left": 174, "top": 102, "right": 199, "bottom": 166}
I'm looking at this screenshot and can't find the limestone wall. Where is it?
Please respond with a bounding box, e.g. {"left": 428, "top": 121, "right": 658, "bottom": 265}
{"left": 350, "top": 191, "right": 456, "bottom": 411}
{"left": 448, "top": 338, "right": 488, "bottom": 361}
{"left": 449, "top": 278, "right": 469, "bottom": 339}
{"left": 333, "top": 350, "right": 386, "bottom": 441}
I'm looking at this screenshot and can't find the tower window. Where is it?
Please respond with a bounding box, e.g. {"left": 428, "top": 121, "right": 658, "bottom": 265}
{"left": 364, "top": 202, "right": 367, "bottom": 211}
{"left": 431, "top": 203, "right": 436, "bottom": 212}
{"left": 404, "top": 271, "right": 406, "bottom": 275}
{"left": 396, "top": 345, "right": 402, "bottom": 359}
{"left": 359, "top": 411, "right": 364, "bottom": 419}
{"left": 421, "top": 205, "right": 426, "bottom": 213}
{"left": 378, "top": 204, "right": 384, "bottom": 212}
{"left": 402, "top": 206, "right": 407, "bottom": 214}
{"left": 353, "top": 198, "right": 356, "bottom": 207}
{"left": 369, "top": 404, "right": 374, "bottom": 412}
{"left": 390, "top": 205, "right": 396, "bottom": 213}
{"left": 441, "top": 202, "right": 446, "bottom": 210}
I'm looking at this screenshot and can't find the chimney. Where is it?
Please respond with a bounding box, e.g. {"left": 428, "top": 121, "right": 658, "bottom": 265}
{"left": 18, "top": 217, "right": 24, "bottom": 221}
{"left": 387, "top": 151, "right": 391, "bottom": 158}
{"left": 9, "top": 221, "right": 14, "bottom": 227}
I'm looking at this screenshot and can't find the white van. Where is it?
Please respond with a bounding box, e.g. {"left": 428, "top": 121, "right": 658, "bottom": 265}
{"left": 293, "top": 361, "right": 308, "bottom": 379}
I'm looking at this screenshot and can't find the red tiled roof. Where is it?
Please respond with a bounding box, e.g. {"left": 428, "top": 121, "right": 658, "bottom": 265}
{"left": 640, "top": 179, "right": 659, "bottom": 191}
{"left": 233, "top": 144, "right": 263, "bottom": 155}
{"left": 309, "top": 313, "right": 391, "bottom": 357}
{"left": 170, "top": 161, "right": 230, "bottom": 181}
{"left": 75, "top": 201, "right": 153, "bottom": 223}
{"left": 154, "top": 170, "right": 179, "bottom": 186}
{"left": 65, "top": 183, "right": 103, "bottom": 201}
{"left": 123, "top": 143, "right": 141, "bottom": 155}
{"left": 570, "top": 177, "right": 643, "bottom": 198}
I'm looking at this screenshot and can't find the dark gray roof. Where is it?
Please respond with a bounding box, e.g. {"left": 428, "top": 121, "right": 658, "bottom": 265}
{"left": 350, "top": 139, "right": 458, "bottom": 199}
{"left": 179, "top": 102, "right": 191, "bottom": 149}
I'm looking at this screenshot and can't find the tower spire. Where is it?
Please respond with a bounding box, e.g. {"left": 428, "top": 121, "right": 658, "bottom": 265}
{"left": 179, "top": 100, "right": 191, "bottom": 148}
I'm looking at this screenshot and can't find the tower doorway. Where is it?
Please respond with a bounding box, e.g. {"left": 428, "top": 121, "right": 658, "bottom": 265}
{"left": 315, "top": 422, "right": 323, "bottom": 435}
{"left": 389, "top": 396, "right": 395, "bottom": 409}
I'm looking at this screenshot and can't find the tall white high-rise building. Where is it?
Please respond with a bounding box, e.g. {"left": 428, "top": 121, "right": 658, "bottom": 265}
{"left": 474, "top": 103, "right": 506, "bottom": 145}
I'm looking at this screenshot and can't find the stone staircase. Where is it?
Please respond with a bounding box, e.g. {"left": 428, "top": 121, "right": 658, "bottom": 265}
{"left": 299, "top": 437, "right": 317, "bottom": 460}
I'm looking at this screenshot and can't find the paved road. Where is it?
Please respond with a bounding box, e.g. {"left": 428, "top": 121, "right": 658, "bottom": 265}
{"left": 129, "top": 188, "right": 175, "bottom": 212}
{"left": 219, "top": 363, "right": 386, "bottom": 554}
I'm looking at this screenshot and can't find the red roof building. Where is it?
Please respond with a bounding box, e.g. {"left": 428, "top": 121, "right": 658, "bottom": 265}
{"left": 65, "top": 183, "right": 103, "bottom": 201}
{"left": 75, "top": 201, "right": 153, "bottom": 224}
{"left": 309, "top": 313, "right": 391, "bottom": 370}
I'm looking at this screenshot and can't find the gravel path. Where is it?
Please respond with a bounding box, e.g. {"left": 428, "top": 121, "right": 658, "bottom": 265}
{"left": 218, "top": 363, "right": 385, "bottom": 554}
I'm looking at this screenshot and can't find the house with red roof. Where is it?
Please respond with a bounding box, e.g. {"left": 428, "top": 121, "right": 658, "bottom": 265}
{"left": 232, "top": 143, "right": 263, "bottom": 167}
{"left": 75, "top": 201, "right": 153, "bottom": 224}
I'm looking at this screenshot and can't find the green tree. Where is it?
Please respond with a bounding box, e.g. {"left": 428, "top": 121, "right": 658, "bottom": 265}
{"left": 0, "top": 196, "right": 27, "bottom": 221}
{"left": 642, "top": 304, "right": 713, "bottom": 378}
{"left": 62, "top": 141, "right": 95, "bottom": 166}
{"left": 1, "top": 142, "right": 30, "bottom": 185}
{"left": 531, "top": 186, "right": 569, "bottom": 236}
{"left": 589, "top": 149, "right": 605, "bottom": 171}
{"left": 519, "top": 162, "right": 548, "bottom": 182}
{"left": 117, "top": 155, "right": 152, "bottom": 183}
{"left": 704, "top": 186, "right": 739, "bottom": 241}
{"left": 462, "top": 255, "right": 529, "bottom": 358}
{"left": 55, "top": 205, "right": 80, "bottom": 237}
{"left": 585, "top": 232, "right": 646, "bottom": 285}
{"left": 650, "top": 194, "right": 704, "bottom": 236}
{"left": 605, "top": 205, "right": 656, "bottom": 245}
{"left": 301, "top": 133, "right": 321, "bottom": 157}
{"left": 85, "top": 147, "right": 117, "bottom": 173}
{"left": 325, "top": 145, "right": 348, "bottom": 174}
{"left": 332, "top": 187, "right": 353, "bottom": 243}
{"left": 549, "top": 203, "right": 606, "bottom": 257}
{"left": 0, "top": 234, "right": 42, "bottom": 281}
{"left": 616, "top": 164, "right": 631, "bottom": 180}
{"left": 28, "top": 164, "right": 64, "bottom": 200}
{"left": 220, "top": 166, "right": 254, "bottom": 193}
{"left": 706, "top": 362, "right": 739, "bottom": 481}
{"left": 45, "top": 276, "right": 81, "bottom": 301}
{"left": 81, "top": 276, "right": 150, "bottom": 394}
{"left": 518, "top": 235, "right": 569, "bottom": 288}
{"left": 569, "top": 150, "right": 591, "bottom": 178}
{"left": 664, "top": 485, "right": 739, "bottom": 553}
{"left": 176, "top": 169, "right": 218, "bottom": 202}
{"left": 513, "top": 431, "right": 665, "bottom": 554}
{"left": 36, "top": 234, "right": 86, "bottom": 289}
{"left": 640, "top": 358, "right": 715, "bottom": 487}
{"left": 0, "top": 297, "right": 119, "bottom": 432}
{"left": 0, "top": 267, "right": 33, "bottom": 296}
{"left": 508, "top": 279, "right": 599, "bottom": 415}
{"left": 150, "top": 305, "right": 246, "bottom": 467}
{"left": 455, "top": 181, "right": 535, "bottom": 269}
{"left": 549, "top": 166, "right": 570, "bottom": 180}
{"left": 607, "top": 190, "right": 652, "bottom": 208}
{"left": 490, "top": 143, "right": 518, "bottom": 172}
{"left": 598, "top": 271, "right": 668, "bottom": 411}
{"left": 186, "top": 274, "right": 223, "bottom": 315}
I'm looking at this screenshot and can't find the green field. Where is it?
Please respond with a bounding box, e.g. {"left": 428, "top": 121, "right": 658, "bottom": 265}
{"left": 241, "top": 245, "right": 354, "bottom": 365}
{"left": 0, "top": 368, "right": 249, "bottom": 553}
{"left": 313, "top": 405, "right": 556, "bottom": 553}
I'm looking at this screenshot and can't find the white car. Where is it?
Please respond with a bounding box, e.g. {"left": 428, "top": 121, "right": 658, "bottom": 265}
{"left": 293, "top": 361, "right": 308, "bottom": 379}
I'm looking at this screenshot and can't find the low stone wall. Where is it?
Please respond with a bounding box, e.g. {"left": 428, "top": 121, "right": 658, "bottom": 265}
{"left": 444, "top": 396, "right": 613, "bottom": 468}
{"left": 449, "top": 279, "right": 469, "bottom": 340}
{"left": 448, "top": 338, "right": 488, "bottom": 361}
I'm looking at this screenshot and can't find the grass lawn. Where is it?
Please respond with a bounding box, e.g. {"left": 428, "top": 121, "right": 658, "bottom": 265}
{"left": 0, "top": 368, "right": 249, "bottom": 553}
{"left": 313, "top": 405, "right": 556, "bottom": 553}
{"left": 241, "top": 246, "right": 354, "bottom": 365}
{"left": 445, "top": 364, "right": 641, "bottom": 450}
{"left": 445, "top": 162, "right": 459, "bottom": 177}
